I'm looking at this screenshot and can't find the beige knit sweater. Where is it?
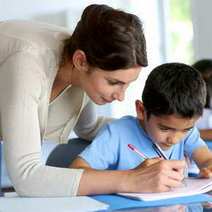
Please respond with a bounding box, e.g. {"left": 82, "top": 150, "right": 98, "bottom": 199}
{"left": 0, "top": 20, "right": 108, "bottom": 197}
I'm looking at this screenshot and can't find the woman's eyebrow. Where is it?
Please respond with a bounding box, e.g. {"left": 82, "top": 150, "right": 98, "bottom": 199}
{"left": 107, "top": 78, "right": 126, "bottom": 84}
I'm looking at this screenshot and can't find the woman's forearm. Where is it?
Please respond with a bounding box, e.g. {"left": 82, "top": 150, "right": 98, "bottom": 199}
{"left": 77, "top": 169, "right": 129, "bottom": 195}
{"left": 77, "top": 160, "right": 186, "bottom": 195}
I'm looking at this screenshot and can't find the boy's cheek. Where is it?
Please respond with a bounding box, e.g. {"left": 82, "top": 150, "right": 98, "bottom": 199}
{"left": 153, "top": 135, "right": 166, "bottom": 146}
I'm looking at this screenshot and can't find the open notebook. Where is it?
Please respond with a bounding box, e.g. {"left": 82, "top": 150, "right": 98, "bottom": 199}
{"left": 118, "top": 178, "right": 212, "bottom": 201}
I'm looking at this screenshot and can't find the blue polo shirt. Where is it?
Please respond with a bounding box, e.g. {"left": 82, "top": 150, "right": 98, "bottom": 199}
{"left": 79, "top": 116, "right": 206, "bottom": 170}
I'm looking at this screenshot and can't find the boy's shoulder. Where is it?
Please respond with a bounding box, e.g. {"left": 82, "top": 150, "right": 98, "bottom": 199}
{"left": 101, "top": 115, "right": 143, "bottom": 140}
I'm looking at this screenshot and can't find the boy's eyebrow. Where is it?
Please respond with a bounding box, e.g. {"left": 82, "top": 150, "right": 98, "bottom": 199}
{"left": 158, "top": 123, "right": 193, "bottom": 131}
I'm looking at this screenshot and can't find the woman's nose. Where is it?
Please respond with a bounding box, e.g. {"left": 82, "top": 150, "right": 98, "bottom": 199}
{"left": 112, "top": 90, "right": 125, "bottom": 101}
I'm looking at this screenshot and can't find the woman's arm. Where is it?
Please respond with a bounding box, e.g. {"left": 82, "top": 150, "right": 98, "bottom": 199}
{"left": 0, "top": 53, "right": 83, "bottom": 197}
{"left": 77, "top": 160, "right": 185, "bottom": 195}
{"left": 71, "top": 156, "right": 185, "bottom": 195}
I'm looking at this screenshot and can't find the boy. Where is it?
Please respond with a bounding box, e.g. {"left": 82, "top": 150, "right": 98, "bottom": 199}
{"left": 71, "top": 63, "right": 212, "bottom": 178}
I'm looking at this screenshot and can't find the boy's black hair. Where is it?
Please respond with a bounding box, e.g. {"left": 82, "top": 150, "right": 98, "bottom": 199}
{"left": 142, "top": 63, "right": 206, "bottom": 118}
{"left": 192, "top": 59, "right": 212, "bottom": 108}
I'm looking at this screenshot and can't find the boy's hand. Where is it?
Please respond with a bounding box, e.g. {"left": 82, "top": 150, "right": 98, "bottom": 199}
{"left": 199, "top": 166, "right": 212, "bottom": 178}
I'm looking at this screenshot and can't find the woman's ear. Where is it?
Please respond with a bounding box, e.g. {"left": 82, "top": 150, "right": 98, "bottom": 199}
{"left": 135, "top": 100, "right": 145, "bottom": 120}
{"left": 72, "top": 50, "right": 89, "bottom": 72}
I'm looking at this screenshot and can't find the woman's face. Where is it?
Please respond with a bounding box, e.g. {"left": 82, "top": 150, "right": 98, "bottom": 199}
{"left": 80, "top": 66, "right": 141, "bottom": 105}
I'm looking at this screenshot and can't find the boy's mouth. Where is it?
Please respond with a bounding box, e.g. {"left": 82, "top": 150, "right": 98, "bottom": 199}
{"left": 160, "top": 143, "right": 172, "bottom": 150}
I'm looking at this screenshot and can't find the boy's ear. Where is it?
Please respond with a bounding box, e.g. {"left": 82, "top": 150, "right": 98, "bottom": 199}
{"left": 72, "top": 50, "right": 89, "bottom": 72}
{"left": 135, "top": 100, "right": 145, "bottom": 120}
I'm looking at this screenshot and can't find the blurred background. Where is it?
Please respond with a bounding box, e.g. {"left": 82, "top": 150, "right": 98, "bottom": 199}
{"left": 0, "top": 0, "right": 211, "bottom": 117}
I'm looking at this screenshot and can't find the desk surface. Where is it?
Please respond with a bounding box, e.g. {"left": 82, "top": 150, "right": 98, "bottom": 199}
{"left": 93, "top": 193, "right": 212, "bottom": 211}
{"left": 206, "top": 140, "right": 212, "bottom": 150}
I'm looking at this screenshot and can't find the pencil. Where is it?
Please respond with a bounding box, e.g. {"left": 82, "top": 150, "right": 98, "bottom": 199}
{"left": 128, "top": 144, "right": 147, "bottom": 159}
{"left": 152, "top": 143, "right": 168, "bottom": 160}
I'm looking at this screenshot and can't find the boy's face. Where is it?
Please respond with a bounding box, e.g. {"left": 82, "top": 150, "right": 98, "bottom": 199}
{"left": 135, "top": 100, "right": 199, "bottom": 150}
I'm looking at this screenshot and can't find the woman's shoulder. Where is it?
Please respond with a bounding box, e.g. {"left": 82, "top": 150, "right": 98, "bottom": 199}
{"left": 0, "top": 21, "right": 70, "bottom": 63}
{"left": 0, "top": 20, "right": 71, "bottom": 48}
{"left": 0, "top": 21, "right": 71, "bottom": 81}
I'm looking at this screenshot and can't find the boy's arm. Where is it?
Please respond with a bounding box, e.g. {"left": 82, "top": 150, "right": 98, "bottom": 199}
{"left": 199, "top": 129, "right": 212, "bottom": 140}
{"left": 71, "top": 124, "right": 119, "bottom": 170}
{"left": 192, "top": 146, "right": 212, "bottom": 177}
{"left": 70, "top": 157, "right": 92, "bottom": 170}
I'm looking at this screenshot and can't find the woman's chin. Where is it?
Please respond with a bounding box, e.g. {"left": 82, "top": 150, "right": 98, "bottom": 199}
{"left": 90, "top": 95, "right": 113, "bottom": 105}
{"left": 93, "top": 98, "right": 108, "bottom": 105}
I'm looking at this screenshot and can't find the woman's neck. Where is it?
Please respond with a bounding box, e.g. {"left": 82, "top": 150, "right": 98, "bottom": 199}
{"left": 57, "top": 62, "right": 73, "bottom": 85}
{"left": 50, "top": 62, "right": 75, "bottom": 102}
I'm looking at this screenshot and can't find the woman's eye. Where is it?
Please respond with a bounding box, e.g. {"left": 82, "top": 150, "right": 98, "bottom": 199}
{"left": 108, "top": 80, "right": 118, "bottom": 85}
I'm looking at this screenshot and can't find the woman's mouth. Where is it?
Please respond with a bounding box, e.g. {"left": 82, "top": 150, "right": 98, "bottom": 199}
{"left": 102, "top": 97, "right": 113, "bottom": 103}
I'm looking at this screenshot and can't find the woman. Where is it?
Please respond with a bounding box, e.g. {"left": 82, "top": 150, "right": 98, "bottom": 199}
{"left": 0, "top": 4, "right": 185, "bottom": 197}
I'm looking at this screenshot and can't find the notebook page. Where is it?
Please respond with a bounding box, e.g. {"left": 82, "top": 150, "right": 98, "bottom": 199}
{"left": 118, "top": 178, "right": 212, "bottom": 201}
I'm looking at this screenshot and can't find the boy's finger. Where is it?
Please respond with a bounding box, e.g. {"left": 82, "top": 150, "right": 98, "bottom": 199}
{"left": 200, "top": 168, "right": 212, "bottom": 178}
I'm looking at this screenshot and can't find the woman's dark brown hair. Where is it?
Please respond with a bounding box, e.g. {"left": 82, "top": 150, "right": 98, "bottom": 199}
{"left": 62, "top": 4, "right": 148, "bottom": 70}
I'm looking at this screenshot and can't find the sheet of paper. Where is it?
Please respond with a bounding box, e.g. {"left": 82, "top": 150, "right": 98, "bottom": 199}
{"left": 119, "top": 178, "right": 212, "bottom": 201}
{"left": 0, "top": 194, "right": 109, "bottom": 212}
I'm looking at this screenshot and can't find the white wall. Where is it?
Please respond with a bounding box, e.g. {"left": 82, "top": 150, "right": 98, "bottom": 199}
{"left": 191, "top": 0, "right": 212, "bottom": 60}
{"left": 0, "top": 0, "right": 138, "bottom": 30}
{"left": 0, "top": 0, "right": 116, "bottom": 29}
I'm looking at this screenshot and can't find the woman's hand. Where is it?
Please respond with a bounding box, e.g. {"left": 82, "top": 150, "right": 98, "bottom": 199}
{"left": 122, "top": 160, "right": 186, "bottom": 193}
{"left": 134, "top": 157, "right": 162, "bottom": 169}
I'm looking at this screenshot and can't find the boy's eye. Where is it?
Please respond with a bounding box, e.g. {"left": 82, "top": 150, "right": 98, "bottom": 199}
{"left": 159, "top": 127, "right": 169, "bottom": 131}
{"left": 160, "top": 128, "right": 169, "bottom": 131}
{"left": 183, "top": 128, "right": 192, "bottom": 132}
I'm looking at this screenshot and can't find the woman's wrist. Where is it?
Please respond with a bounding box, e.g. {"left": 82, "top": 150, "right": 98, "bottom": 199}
{"left": 117, "top": 169, "right": 134, "bottom": 193}
{"left": 77, "top": 169, "right": 133, "bottom": 195}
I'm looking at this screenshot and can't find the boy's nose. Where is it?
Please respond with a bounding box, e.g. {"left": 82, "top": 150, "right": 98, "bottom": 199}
{"left": 167, "top": 138, "right": 178, "bottom": 145}
{"left": 167, "top": 132, "right": 184, "bottom": 145}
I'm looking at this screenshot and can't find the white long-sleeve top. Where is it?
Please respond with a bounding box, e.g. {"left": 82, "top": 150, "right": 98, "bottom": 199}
{"left": 0, "top": 20, "right": 109, "bottom": 197}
